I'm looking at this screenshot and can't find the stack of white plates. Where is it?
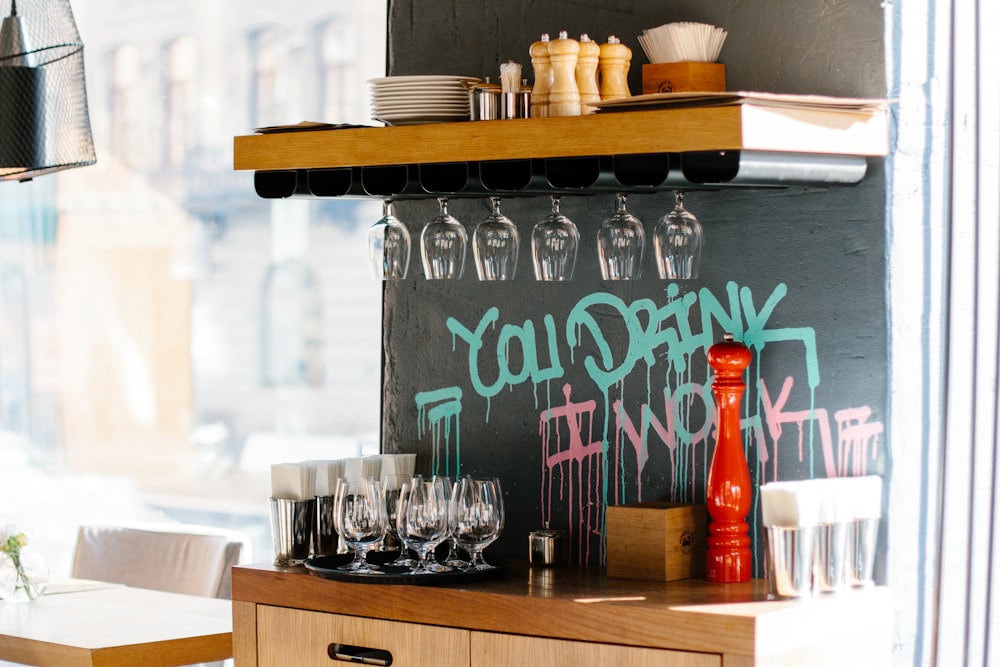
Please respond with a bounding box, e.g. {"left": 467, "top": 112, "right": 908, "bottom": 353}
{"left": 369, "top": 75, "right": 479, "bottom": 125}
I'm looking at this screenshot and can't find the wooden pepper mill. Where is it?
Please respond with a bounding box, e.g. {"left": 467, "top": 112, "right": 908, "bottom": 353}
{"left": 705, "top": 333, "right": 753, "bottom": 583}
{"left": 598, "top": 35, "right": 631, "bottom": 101}
{"left": 529, "top": 33, "right": 553, "bottom": 118}
{"left": 576, "top": 34, "right": 600, "bottom": 114}
{"left": 547, "top": 31, "right": 581, "bottom": 117}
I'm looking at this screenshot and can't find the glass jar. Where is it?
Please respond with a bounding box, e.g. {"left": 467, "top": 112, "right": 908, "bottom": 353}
{"left": 0, "top": 547, "right": 48, "bottom": 602}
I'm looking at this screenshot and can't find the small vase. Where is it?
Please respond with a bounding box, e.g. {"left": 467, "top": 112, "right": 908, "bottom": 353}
{"left": 0, "top": 548, "right": 48, "bottom": 602}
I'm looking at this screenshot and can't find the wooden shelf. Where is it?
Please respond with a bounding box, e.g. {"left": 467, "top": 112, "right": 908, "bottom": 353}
{"left": 233, "top": 105, "right": 888, "bottom": 199}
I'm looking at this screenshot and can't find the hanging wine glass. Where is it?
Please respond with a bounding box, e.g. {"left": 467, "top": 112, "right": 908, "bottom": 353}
{"left": 420, "top": 197, "right": 467, "bottom": 279}
{"left": 367, "top": 199, "right": 411, "bottom": 280}
{"left": 597, "top": 193, "right": 645, "bottom": 280}
{"left": 531, "top": 195, "right": 579, "bottom": 281}
{"left": 654, "top": 191, "right": 703, "bottom": 280}
{"left": 473, "top": 196, "right": 519, "bottom": 281}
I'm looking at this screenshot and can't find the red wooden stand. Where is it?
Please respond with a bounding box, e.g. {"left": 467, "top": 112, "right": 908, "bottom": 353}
{"left": 705, "top": 333, "right": 753, "bottom": 583}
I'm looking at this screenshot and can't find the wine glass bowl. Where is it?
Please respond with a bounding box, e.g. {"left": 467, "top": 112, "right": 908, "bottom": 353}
{"left": 449, "top": 476, "right": 503, "bottom": 570}
{"left": 597, "top": 193, "right": 645, "bottom": 280}
{"left": 531, "top": 196, "right": 579, "bottom": 281}
{"left": 421, "top": 197, "right": 468, "bottom": 279}
{"left": 436, "top": 476, "right": 468, "bottom": 569}
{"left": 396, "top": 475, "right": 451, "bottom": 574}
{"left": 654, "top": 191, "right": 703, "bottom": 280}
{"left": 473, "top": 196, "right": 519, "bottom": 281}
{"left": 334, "top": 477, "right": 388, "bottom": 574}
{"left": 382, "top": 473, "right": 416, "bottom": 567}
{"left": 367, "top": 200, "right": 411, "bottom": 280}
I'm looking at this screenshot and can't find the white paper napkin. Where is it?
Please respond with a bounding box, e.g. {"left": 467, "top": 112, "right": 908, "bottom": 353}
{"left": 363, "top": 456, "right": 382, "bottom": 479}
{"left": 270, "top": 462, "right": 316, "bottom": 500}
{"left": 811, "top": 478, "right": 856, "bottom": 525}
{"left": 341, "top": 457, "right": 366, "bottom": 480}
{"left": 760, "top": 480, "right": 821, "bottom": 527}
{"left": 377, "top": 453, "right": 417, "bottom": 478}
{"left": 309, "top": 460, "right": 346, "bottom": 497}
{"left": 850, "top": 475, "right": 883, "bottom": 520}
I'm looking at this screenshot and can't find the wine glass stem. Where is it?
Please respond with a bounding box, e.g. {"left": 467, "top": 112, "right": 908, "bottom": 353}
{"left": 467, "top": 549, "right": 486, "bottom": 569}
{"left": 415, "top": 547, "right": 432, "bottom": 572}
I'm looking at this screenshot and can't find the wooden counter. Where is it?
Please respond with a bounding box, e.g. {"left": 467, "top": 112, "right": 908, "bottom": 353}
{"left": 232, "top": 561, "right": 892, "bottom": 666}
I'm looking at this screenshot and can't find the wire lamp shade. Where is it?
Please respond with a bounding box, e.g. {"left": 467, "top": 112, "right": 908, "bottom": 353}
{"left": 0, "top": 0, "right": 94, "bottom": 182}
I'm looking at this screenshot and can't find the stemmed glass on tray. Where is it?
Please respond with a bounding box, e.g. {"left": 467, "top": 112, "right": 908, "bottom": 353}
{"left": 334, "top": 477, "right": 388, "bottom": 574}
{"left": 396, "top": 475, "right": 451, "bottom": 574}
{"left": 382, "top": 473, "right": 416, "bottom": 567}
{"left": 449, "top": 476, "right": 503, "bottom": 570}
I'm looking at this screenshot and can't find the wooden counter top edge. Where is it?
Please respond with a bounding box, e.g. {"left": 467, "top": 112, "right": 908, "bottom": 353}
{"left": 232, "top": 562, "right": 890, "bottom": 658}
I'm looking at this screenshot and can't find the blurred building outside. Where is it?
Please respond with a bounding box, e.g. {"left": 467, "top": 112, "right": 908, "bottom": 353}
{"left": 0, "top": 0, "right": 387, "bottom": 574}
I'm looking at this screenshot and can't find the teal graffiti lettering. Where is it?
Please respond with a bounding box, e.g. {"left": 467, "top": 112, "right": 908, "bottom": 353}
{"left": 444, "top": 281, "right": 818, "bottom": 407}
{"left": 415, "top": 386, "right": 463, "bottom": 475}
{"left": 447, "top": 308, "right": 565, "bottom": 405}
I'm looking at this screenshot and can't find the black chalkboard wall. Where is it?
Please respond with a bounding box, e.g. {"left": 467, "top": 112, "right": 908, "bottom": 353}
{"left": 380, "top": 0, "right": 887, "bottom": 578}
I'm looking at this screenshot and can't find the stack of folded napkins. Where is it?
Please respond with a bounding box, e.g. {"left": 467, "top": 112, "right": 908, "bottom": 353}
{"left": 269, "top": 462, "right": 316, "bottom": 501}
{"left": 378, "top": 453, "right": 417, "bottom": 478}
{"left": 310, "top": 460, "right": 345, "bottom": 497}
{"left": 760, "top": 475, "right": 883, "bottom": 596}
{"left": 270, "top": 454, "right": 419, "bottom": 499}
{"left": 760, "top": 475, "right": 882, "bottom": 529}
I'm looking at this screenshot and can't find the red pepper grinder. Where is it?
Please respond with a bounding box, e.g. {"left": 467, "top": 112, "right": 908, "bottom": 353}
{"left": 705, "top": 333, "right": 753, "bottom": 582}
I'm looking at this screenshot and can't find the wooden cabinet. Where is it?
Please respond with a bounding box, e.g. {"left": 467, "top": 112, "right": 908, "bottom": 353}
{"left": 256, "top": 606, "right": 468, "bottom": 667}
{"left": 470, "top": 632, "right": 720, "bottom": 667}
{"left": 252, "top": 605, "right": 715, "bottom": 667}
{"left": 232, "top": 562, "right": 893, "bottom": 667}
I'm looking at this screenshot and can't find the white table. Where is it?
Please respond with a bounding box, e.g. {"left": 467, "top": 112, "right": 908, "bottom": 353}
{"left": 0, "top": 579, "right": 232, "bottom": 666}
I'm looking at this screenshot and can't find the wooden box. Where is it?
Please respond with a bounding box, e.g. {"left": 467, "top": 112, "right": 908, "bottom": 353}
{"left": 641, "top": 62, "right": 727, "bottom": 94}
{"left": 605, "top": 502, "right": 707, "bottom": 581}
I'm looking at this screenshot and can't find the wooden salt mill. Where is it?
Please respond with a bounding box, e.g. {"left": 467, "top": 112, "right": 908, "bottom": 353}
{"left": 598, "top": 35, "right": 631, "bottom": 101}
{"left": 547, "top": 31, "right": 581, "bottom": 117}
{"left": 576, "top": 34, "right": 600, "bottom": 114}
{"left": 705, "top": 333, "right": 753, "bottom": 583}
{"left": 529, "top": 34, "right": 552, "bottom": 118}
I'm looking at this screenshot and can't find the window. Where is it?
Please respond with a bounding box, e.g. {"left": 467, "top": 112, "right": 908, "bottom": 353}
{"left": 163, "top": 36, "right": 197, "bottom": 168}
{"left": 318, "top": 18, "right": 358, "bottom": 122}
{"left": 0, "top": 1, "right": 386, "bottom": 574}
{"left": 110, "top": 44, "right": 140, "bottom": 167}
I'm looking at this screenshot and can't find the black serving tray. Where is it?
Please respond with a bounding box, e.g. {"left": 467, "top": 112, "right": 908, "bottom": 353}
{"left": 304, "top": 550, "right": 508, "bottom": 585}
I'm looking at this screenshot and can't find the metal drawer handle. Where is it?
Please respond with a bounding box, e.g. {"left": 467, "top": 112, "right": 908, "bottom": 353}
{"left": 328, "top": 643, "right": 394, "bottom": 666}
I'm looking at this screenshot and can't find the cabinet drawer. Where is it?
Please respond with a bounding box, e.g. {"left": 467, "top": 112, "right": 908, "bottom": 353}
{"left": 257, "top": 605, "right": 470, "bottom": 667}
{"left": 471, "top": 631, "right": 721, "bottom": 667}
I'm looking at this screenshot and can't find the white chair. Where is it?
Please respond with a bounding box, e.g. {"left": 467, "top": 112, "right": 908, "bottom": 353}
{"left": 71, "top": 521, "right": 252, "bottom": 599}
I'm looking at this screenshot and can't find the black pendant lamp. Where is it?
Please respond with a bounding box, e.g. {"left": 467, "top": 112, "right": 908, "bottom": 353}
{"left": 0, "top": 0, "right": 95, "bottom": 182}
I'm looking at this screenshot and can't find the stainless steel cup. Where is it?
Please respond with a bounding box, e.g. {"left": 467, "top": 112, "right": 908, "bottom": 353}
{"left": 313, "top": 495, "right": 338, "bottom": 558}
{"left": 269, "top": 497, "right": 316, "bottom": 566}
{"left": 850, "top": 517, "right": 879, "bottom": 587}
{"left": 470, "top": 84, "right": 501, "bottom": 120}
{"left": 500, "top": 91, "right": 531, "bottom": 119}
{"left": 528, "top": 528, "right": 566, "bottom": 566}
{"left": 766, "top": 525, "right": 817, "bottom": 598}
{"left": 814, "top": 521, "right": 852, "bottom": 593}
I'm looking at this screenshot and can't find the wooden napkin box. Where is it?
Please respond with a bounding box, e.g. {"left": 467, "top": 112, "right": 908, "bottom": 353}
{"left": 605, "top": 502, "right": 707, "bottom": 581}
{"left": 641, "top": 62, "right": 727, "bottom": 94}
